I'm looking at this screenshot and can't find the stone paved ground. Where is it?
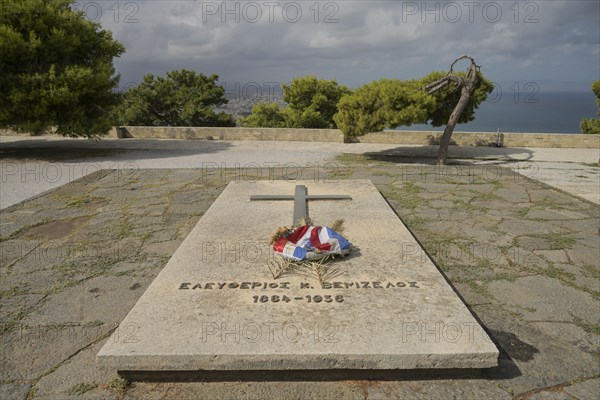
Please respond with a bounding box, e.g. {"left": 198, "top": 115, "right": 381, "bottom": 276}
{"left": 0, "top": 157, "right": 598, "bottom": 399}
{"left": 2, "top": 135, "right": 598, "bottom": 208}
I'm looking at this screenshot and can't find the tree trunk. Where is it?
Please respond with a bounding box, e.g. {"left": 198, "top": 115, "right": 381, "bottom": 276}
{"left": 436, "top": 84, "right": 473, "bottom": 165}
{"left": 426, "top": 55, "right": 481, "bottom": 165}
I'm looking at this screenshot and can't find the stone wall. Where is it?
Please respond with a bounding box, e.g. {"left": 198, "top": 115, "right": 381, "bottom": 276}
{"left": 108, "top": 126, "right": 600, "bottom": 149}
{"left": 111, "top": 126, "right": 342, "bottom": 142}
{"left": 2, "top": 126, "right": 597, "bottom": 148}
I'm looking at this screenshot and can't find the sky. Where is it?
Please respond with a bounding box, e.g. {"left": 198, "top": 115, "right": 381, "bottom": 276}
{"left": 81, "top": 0, "right": 600, "bottom": 93}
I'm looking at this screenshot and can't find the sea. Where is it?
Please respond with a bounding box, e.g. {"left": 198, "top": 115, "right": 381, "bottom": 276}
{"left": 221, "top": 88, "right": 598, "bottom": 134}
{"left": 395, "top": 91, "right": 598, "bottom": 134}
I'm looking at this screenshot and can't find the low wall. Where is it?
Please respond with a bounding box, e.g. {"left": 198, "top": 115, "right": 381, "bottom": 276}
{"left": 110, "top": 126, "right": 342, "bottom": 142}
{"left": 359, "top": 130, "right": 600, "bottom": 148}
{"left": 109, "top": 126, "right": 600, "bottom": 149}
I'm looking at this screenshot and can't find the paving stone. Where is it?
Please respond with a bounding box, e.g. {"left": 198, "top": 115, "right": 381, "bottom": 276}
{"left": 142, "top": 240, "right": 182, "bottom": 258}
{"left": 109, "top": 257, "right": 166, "bottom": 279}
{"left": 0, "top": 294, "right": 45, "bottom": 321}
{"left": 416, "top": 191, "right": 448, "bottom": 200}
{"left": 496, "top": 187, "right": 530, "bottom": 203}
{"left": 497, "top": 220, "right": 566, "bottom": 236}
{"left": 126, "top": 381, "right": 365, "bottom": 400}
{"left": 529, "top": 321, "right": 599, "bottom": 355}
{"left": 0, "top": 264, "right": 58, "bottom": 296}
{"left": 449, "top": 267, "right": 499, "bottom": 282}
{"left": 166, "top": 202, "right": 206, "bottom": 215}
{"left": 564, "top": 265, "right": 600, "bottom": 295}
{"left": 564, "top": 378, "right": 600, "bottom": 400}
{"left": 461, "top": 183, "right": 498, "bottom": 193}
{"left": 443, "top": 210, "right": 474, "bottom": 221}
{"left": 489, "top": 276, "right": 599, "bottom": 325}
{"left": 135, "top": 227, "right": 179, "bottom": 244}
{"left": 32, "top": 340, "right": 119, "bottom": 400}
{"left": 527, "top": 390, "right": 573, "bottom": 400}
{"left": 20, "top": 215, "right": 92, "bottom": 241}
{"left": 429, "top": 199, "right": 454, "bottom": 208}
{"left": 535, "top": 250, "right": 571, "bottom": 264}
{"left": 89, "top": 187, "right": 161, "bottom": 202}
{"left": 426, "top": 242, "right": 467, "bottom": 261}
{"left": 487, "top": 253, "right": 514, "bottom": 271}
{"left": 526, "top": 209, "right": 590, "bottom": 221}
{"left": 1, "top": 325, "right": 105, "bottom": 381}
{"left": 516, "top": 236, "right": 555, "bottom": 251}
{"left": 567, "top": 244, "right": 600, "bottom": 268}
{"left": 31, "top": 203, "right": 100, "bottom": 220}
{"left": 171, "top": 190, "right": 208, "bottom": 204}
{"left": 126, "top": 204, "right": 168, "bottom": 216}
{"left": 476, "top": 200, "right": 529, "bottom": 212}
{"left": 22, "top": 275, "right": 155, "bottom": 327}
{"left": 420, "top": 220, "right": 458, "bottom": 234}
{"left": 479, "top": 311, "right": 599, "bottom": 396}
{"left": 453, "top": 282, "right": 492, "bottom": 305}
{"left": 569, "top": 229, "right": 600, "bottom": 250}
{"left": 528, "top": 189, "right": 580, "bottom": 205}
{"left": 414, "top": 182, "right": 458, "bottom": 192}
{"left": 486, "top": 208, "right": 522, "bottom": 219}
{"left": 0, "top": 239, "right": 42, "bottom": 271}
{"left": 459, "top": 225, "right": 514, "bottom": 247}
{"left": 0, "top": 384, "right": 31, "bottom": 400}
{"left": 504, "top": 247, "right": 547, "bottom": 270}
{"left": 366, "top": 380, "right": 512, "bottom": 400}
{"left": 164, "top": 212, "right": 198, "bottom": 225}
{"left": 123, "top": 196, "right": 169, "bottom": 208}
{"left": 472, "top": 214, "right": 503, "bottom": 229}
{"left": 412, "top": 206, "right": 440, "bottom": 220}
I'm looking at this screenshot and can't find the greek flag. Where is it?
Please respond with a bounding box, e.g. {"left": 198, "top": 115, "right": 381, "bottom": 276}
{"left": 273, "top": 225, "right": 350, "bottom": 261}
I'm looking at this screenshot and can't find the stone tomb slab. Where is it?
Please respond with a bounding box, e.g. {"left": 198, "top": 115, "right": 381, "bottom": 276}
{"left": 97, "top": 180, "right": 498, "bottom": 371}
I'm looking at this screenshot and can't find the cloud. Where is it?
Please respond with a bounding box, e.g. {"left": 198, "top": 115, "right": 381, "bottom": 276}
{"left": 89, "top": 0, "right": 598, "bottom": 89}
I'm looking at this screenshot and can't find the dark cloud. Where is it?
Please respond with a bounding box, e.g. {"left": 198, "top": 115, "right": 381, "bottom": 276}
{"left": 91, "top": 0, "right": 599, "bottom": 89}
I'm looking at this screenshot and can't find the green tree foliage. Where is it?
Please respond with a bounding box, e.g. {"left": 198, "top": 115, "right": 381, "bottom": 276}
{"left": 241, "top": 102, "right": 288, "bottom": 128}
{"left": 119, "top": 69, "right": 235, "bottom": 127}
{"left": 0, "top": 0, "right": 125, "bottom": 137}
{"left": 240, "top": 76, "right": 350, "bottom": 129}
{"left": 580, "top": 80, "right": 600, "bottom": 134}
{"left": 334, "top": 71, "right": 493, "bottom": 139}
{"left": 282, "top": 75, "right": 351, "bottom": 128}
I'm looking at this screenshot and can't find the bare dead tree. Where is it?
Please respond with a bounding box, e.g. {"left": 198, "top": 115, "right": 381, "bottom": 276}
{"left": 425, "top": 55, "right": 481, "bottom": 165}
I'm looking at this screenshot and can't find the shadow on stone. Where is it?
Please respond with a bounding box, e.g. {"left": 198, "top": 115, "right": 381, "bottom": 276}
{"left": 0, "top": 138, "right": 234, "bottom": 162}
{"left": 119, "top": 368, "right": 495, "bottom": 383}
{"left": 480, "top": 330, "right": 539, "bottom": 380}
{"left": 21, "top": 215, "right": 91, "bottom": 240}
{"left": 488, "top": 330, "right": 539, "bottom": 362}
{"left": 358, "top": 145, "right": 535, "bottom": 165}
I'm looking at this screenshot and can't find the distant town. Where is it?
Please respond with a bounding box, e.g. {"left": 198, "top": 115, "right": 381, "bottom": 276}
{"left": 216, "top": 85, "right": 286, "bottom": 120}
